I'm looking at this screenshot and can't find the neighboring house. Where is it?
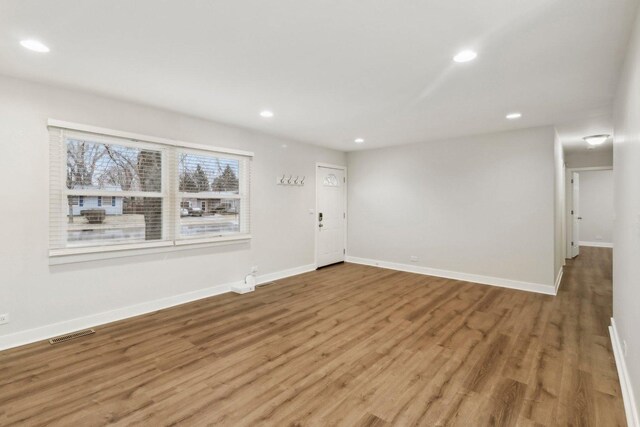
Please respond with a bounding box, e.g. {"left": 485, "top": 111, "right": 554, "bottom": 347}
{"left": 181, "top": 198, "right": 238, "bottom": 214}
{"left": 71, "top": 195, "right": 124, "bottom": 216}
{"left": 181, "top": 198, "right": 208, "bottom": 212}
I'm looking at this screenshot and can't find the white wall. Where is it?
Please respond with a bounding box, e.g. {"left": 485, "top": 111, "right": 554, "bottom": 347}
{"left": 347, "top": 126, "right": 557, "bottom": 291}
{"left": 554, "top": 131, "right": 566, "bottom": 286}
{"left": 0, "top": 75, "right": 345, "bottom": 348}
{"left": 564, "top": 149, "right": 613, "bottom": 168}
{"left": 612, "top": 2, "right": 640, "bottom": 418}
{"left": 577, "top": 170, "right": 614, "bottom": 246}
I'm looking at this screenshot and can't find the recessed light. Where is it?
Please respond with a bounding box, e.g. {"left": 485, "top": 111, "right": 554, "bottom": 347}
{"left": 20, "top": 39, "right": 50, "bottom": 53}
{"left": 259, "top": 110, "right": 274, "bottom": 118}
{"left": 354, "top": 138, "right": 365, "bottom": 144}
{"left": 506, "top": 112, "right": 522, "bottom": 120}
{"left": 583, "top": 134, "right": 610, "bottom": 146}
{"left": 453, "top": 50, "right": 477, "bottom": 63}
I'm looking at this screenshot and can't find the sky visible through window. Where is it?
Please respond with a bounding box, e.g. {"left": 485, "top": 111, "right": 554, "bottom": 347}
{"left": 178, "top": 152, "right": 239, "bottom": 194}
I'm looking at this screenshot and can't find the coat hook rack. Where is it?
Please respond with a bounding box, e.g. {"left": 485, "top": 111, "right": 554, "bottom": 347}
{"left": 276, "top": 174, "right": 305, "bottom": 186}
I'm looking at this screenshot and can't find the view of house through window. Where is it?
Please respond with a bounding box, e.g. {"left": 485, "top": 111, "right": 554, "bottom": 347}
{"left": 65, "top": 138, "right": 164, "bottom": 246}
{"left": 49, "top": 125, "right": 251, "bottom": 255}
{"left": 178, "top": 152, "right": 241, "bottom": 238}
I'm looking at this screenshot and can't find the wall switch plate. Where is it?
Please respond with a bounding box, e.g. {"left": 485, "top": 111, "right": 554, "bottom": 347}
{"left": 0, "top": 313, "right": 9, "bottom": 325}
{"left": 410, "top": 256, "right": 419, "bottom": 262}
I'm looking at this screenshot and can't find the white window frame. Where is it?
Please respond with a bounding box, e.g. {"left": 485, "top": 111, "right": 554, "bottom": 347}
{"left": 173, "top": 146, "right": 250, "bottom": 245}
{"left": 48, "top": 119, "right": 253, "bottom": 263}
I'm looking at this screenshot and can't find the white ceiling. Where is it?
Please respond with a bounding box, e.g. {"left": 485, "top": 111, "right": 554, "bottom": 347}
{"left": 0, "top": 0, "right": 637, "bottom": 151}
{"left": 555, "top": 112, "right": 613, "bottom": 155}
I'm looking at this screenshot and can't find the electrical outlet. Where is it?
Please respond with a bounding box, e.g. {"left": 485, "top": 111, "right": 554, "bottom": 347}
{"left": 410, "top": 256, "right": 419, "bottom": 262}
{"left": 251, "top": 265, "right": 258, "bottom": 273}
{"left": 0, "top": 313, "right": 9, "bottom": 325}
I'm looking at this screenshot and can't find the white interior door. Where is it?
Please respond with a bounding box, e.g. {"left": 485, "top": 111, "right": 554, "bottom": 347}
{"left": 316, "top": 166, "right": 346, "bottom": 267}
{"left": 571, "top": 172, "right": 580, "bottom": 257}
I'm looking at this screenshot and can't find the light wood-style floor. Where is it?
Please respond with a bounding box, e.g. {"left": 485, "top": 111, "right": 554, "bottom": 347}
{"left": 0, "top": 247, "right": 625, "bottom": 426}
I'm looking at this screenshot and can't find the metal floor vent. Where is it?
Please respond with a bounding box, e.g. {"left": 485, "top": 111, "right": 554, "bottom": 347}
{"left": 49, "top": 329, "right": 95, "bottom": 344}
{"left": 256, "top": 281, "right": 277, "bottom": 288}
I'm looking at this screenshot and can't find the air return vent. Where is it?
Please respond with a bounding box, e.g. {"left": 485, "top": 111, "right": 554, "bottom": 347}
{"left": 49, "top": 329, "right": 95, "bottom": 344}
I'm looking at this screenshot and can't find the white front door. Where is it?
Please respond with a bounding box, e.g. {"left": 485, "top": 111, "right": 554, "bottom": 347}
{"left": 316, "top": 166, "right": 346, "bottom": 267}
{"left": 571, "top": 172, "right": 580, "bottom": 257}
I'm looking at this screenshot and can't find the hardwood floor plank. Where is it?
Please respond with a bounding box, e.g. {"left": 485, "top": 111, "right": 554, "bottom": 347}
{"left": 0, "top": 247, "right": 625, "bottom": 426}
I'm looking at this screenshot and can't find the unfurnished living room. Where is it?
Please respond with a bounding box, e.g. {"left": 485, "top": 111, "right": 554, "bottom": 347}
{"left": 0, "top": 1, "right": 639, "bottom": 426}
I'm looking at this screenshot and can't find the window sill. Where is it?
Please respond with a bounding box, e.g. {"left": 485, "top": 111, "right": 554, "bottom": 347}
{"left": 48, "top": 235, "right": 252, "bottom": 265}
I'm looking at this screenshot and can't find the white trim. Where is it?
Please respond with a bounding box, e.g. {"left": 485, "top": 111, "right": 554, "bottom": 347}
{"left": 49, "top": 240, "right": 174, "bottom": 257}
{"left": 579, "top": 241, "right": 614, "bottom": 248}
{"left": 0, "top": 282, "right": 231, "bottom": 351}
{"left": 567, "top": 166, "right": 613, "bottom": 171}
{"left": 175, "top": 234, "right": 252, "bottom": 246}
{"left": 48, "top": 119, "right": 254, "bottom": 157}
{"left": 555, "top": 267, "right": 563, "bottom": 293}
{"left": 0, "top": 263, "right": 314, "bottom": 351}
{"left": 345, "top": 256, "right": 556, "bottom": 295}
{"left": 610, "top": 318, "right": 639, "bottom": 427}
{"left": 256, "top": 263, "right": 316, "bottom": 284}
{"left": 315, "top": 163, "right": 348, "bottom": 268}
{"left": 49, "top": 238, "right": 251, "bottom": 265}
{"left": 316, "top": 162, "right": 348, "bottom": 170}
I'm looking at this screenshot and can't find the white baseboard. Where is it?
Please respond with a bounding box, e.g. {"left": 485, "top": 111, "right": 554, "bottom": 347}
{"left": 555, "top": 267, "right": 563, "bottom": 294}
{"left": 345, "top": 256, "right": 556, "bottom": 295}
{"left": 610, "top": 318, "right": 639, "bottom": 427}
{"left": 580, "top": 241, "right": 614, "bottom": 248}
{"left": 256, "top": 263, "right": 316, "bottom": 284}
{"left": 0, "top": 263, "right": 316, "bottom": 352}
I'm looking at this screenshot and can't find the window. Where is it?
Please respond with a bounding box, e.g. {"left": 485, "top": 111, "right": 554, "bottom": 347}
{"left": 49, "top": 121, "right": 252, "bottom": 257}
{"left": 176, "top": 150, "right": 248, "bottom": 241}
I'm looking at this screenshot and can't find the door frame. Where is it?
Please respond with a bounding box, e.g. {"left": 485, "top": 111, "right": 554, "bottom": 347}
{"left": 565, "top": 166, "right": 613, "bottom": 258}
{"left": 315, "top": 162, "right": 348, "bottom": 268}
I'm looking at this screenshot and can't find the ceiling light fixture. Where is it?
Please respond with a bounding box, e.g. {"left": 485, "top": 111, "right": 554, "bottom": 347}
{"left": 259, "top": 110, "right": 274, "bottom": 118}
{"left": 20, "top": 39, "right": 50, "bottom": 53}
{"left": 506, "top": 112, "right": 522, "bottom": 120}
{"left": 354, "top": 138, "right": 365, "bottom": 144}
{"left": 583, "top": 134, "right": 610, "bottom": 146}
{"left": 453, "top": 50, "right": 477, "bottom": 63}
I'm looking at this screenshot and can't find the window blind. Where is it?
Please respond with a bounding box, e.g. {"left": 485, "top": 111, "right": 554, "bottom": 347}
{"left": 174, "top": 148, "right": 251, "bottom": 243}
{"left": 49, "top": 123, "right": 252, "bottom": 257}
